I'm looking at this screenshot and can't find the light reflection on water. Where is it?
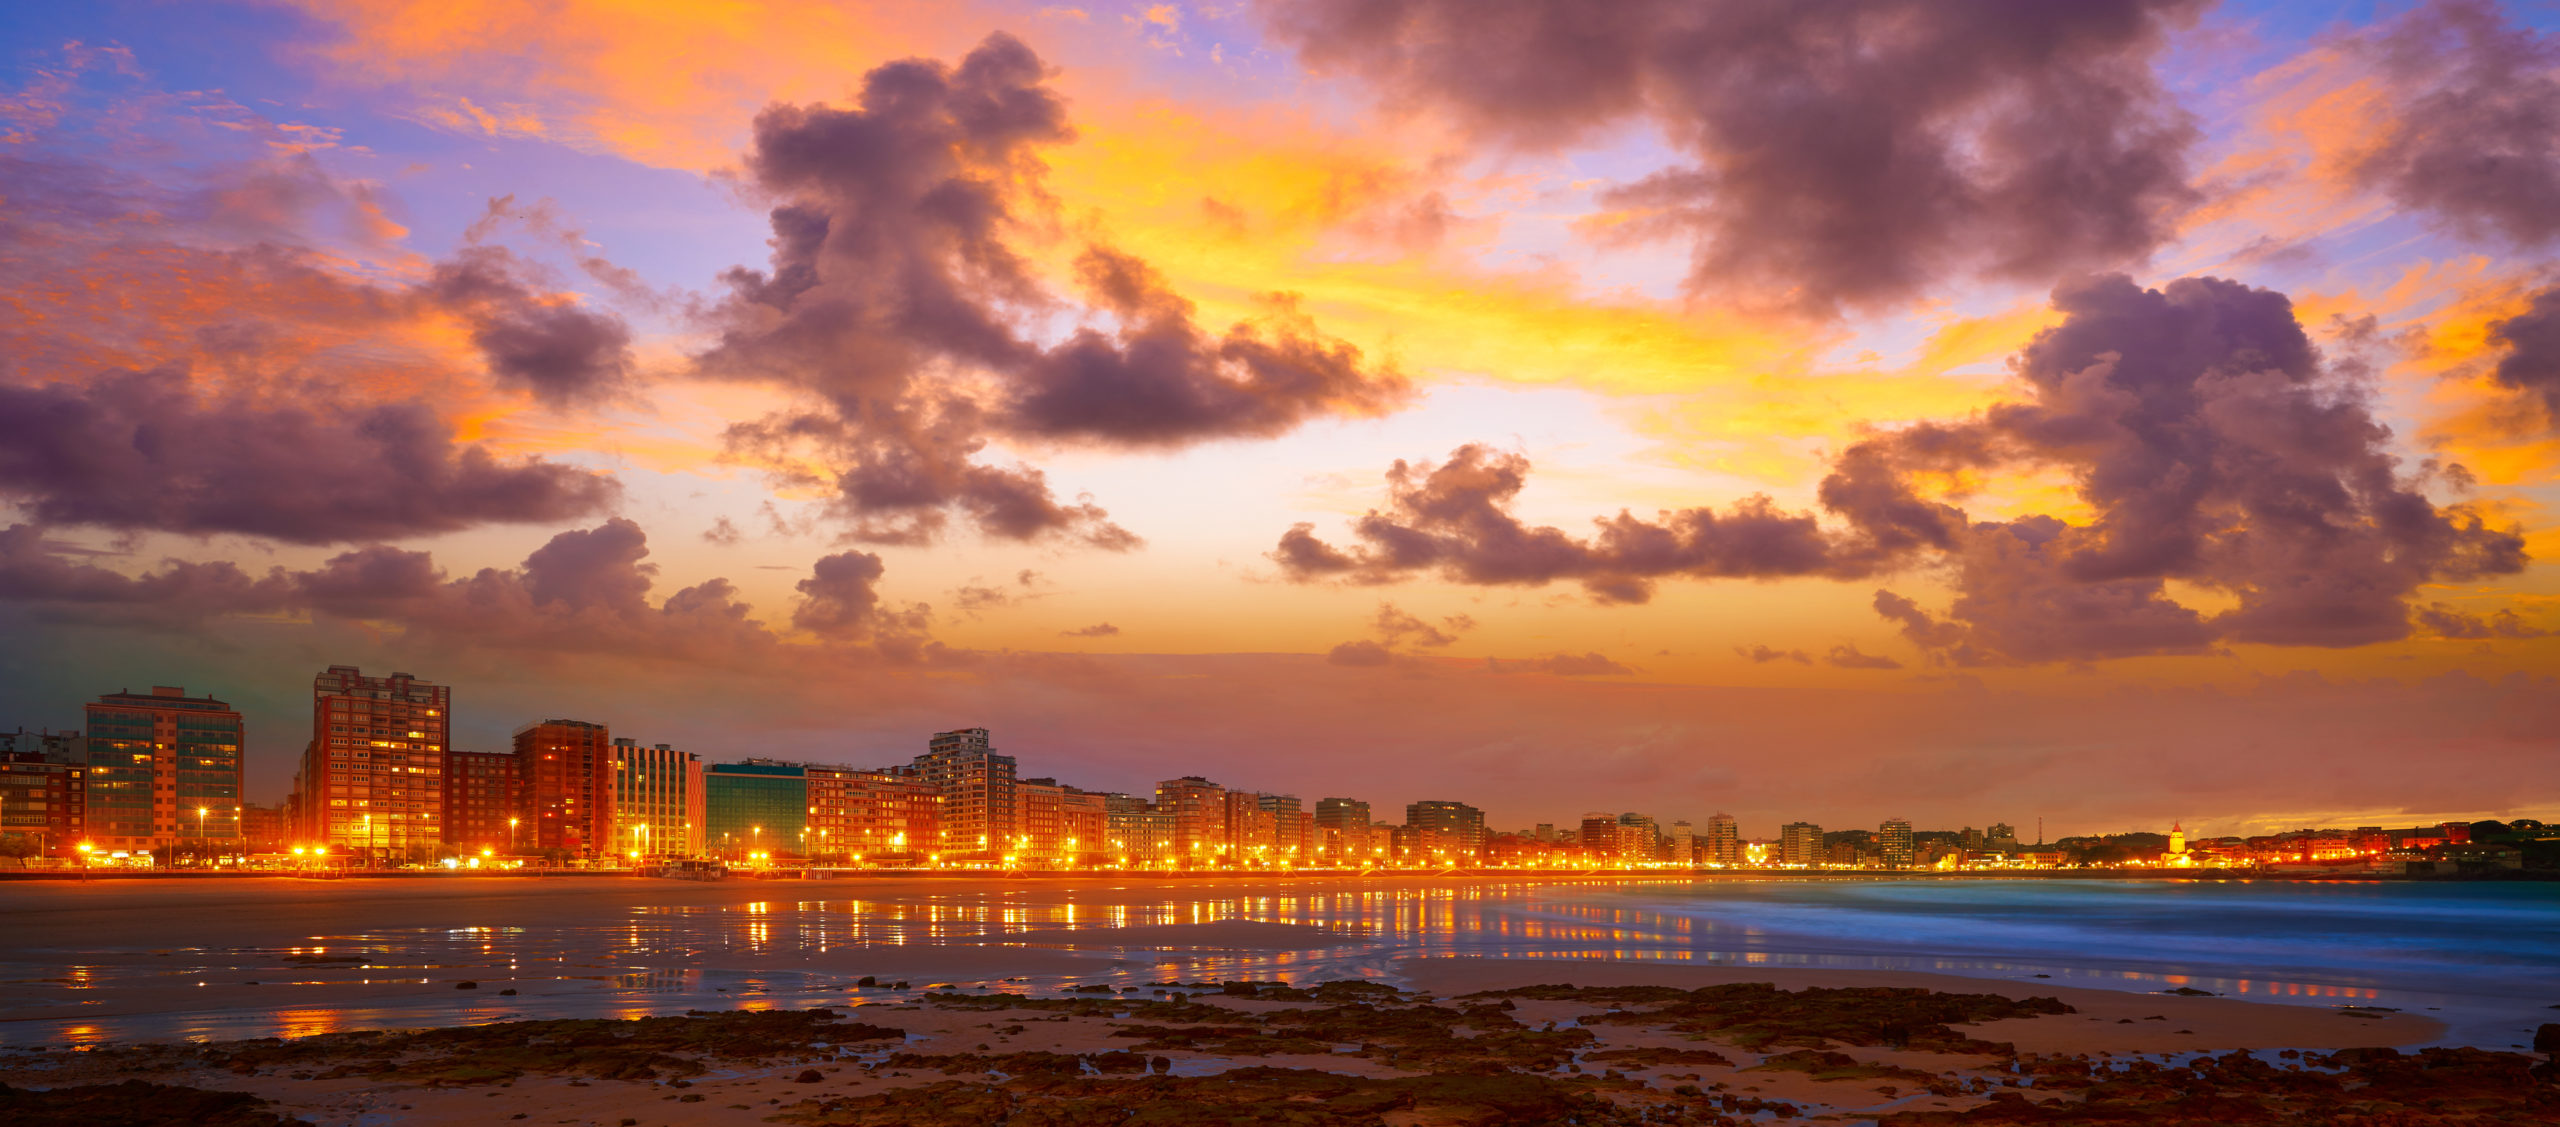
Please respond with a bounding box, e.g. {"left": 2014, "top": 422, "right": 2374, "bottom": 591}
{"left": 3, "top": 878, "right": 2549, "bottom": 1048}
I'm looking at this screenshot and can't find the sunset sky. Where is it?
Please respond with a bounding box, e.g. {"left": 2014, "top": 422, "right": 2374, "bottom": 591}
{"left": 3, "top": 0, "right": 2556, "bottom": 837}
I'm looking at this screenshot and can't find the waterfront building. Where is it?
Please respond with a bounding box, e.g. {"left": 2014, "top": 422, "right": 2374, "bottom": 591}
{"left": 1157, "top": 776, "right": 1229, "bottom": 860}
{"left": 1316, "top": 797, "right": 1373, "bottom": 860}
{"left": 915, "top": 728, "right": 1017, "bottom": 857}
{"left": 514, "top": 719, "right": 612, "bottom": 857}
{"left": 704, "top": 761, "right": 806, "bottom": 861}
{"left": 0, "top": 751, "right": 85, "bottom": 857}
{"left": 806, "top": 766, "right": 938, "bottom": 859}
{"left": 1018, "top": 776, "right": 1065, "bottom": 860}
{"left": 1779, "top": 821, "right": 1822, "bottom": 867}
{"left": 1705, "top": 812, "right": 1742, "bottom": 866}
{"left": 609, "top": 739, "right": 703, "bottom": 860}
{"left": 1224, "top": 790, "right": 1276, "bottom": 857}
{"left": 1666, "top": 820, "right": 1697, "bottom": 864}
{"left": 1406, "top": 799, "right": 1486, "bottom": 860}
{"left": 1059, "top": 788, "right": 1109, "bottom": 863}
{"left": 1104, "top": 794, "right": 1176, "bottom": 865}
{"left": 443, "top": 749, "right": 521, "bottom": 854}
{"left": 1618, "top": 813, "right": 1661, "bottom": 861}
{"left": 1578, "top": 812, "right": 1619, "bottom": 861}
{"left": 1879, "top": 818, "right": 1915, "bottom": 868}
{"left": 89, "top": 686, "right": 244, "bottom": 854}
{"left": 239, "top": 802, "right": 287, "bottom": 851}
{"left": 297, "top": 668, "right": 442, "bottom": 859}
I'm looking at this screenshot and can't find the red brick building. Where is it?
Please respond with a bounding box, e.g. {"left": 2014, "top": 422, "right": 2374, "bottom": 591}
{"left": 443, "top": 750, "right": 522, "bottom": 854}
{"left": 513, "top": 720, "right": 611, "bottom": 857}
{"left": 296, "top": 667, "right": 447, "bottom": 860}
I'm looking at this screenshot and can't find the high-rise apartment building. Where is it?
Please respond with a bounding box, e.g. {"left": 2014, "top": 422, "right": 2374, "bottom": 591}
{"left": 915, "top": 728, "right": 1016, "bottom": 857}
{"left": 0, "top": 751, "right": 86, "bottom": 857}
{"left": 1779, "top": 821, "right": 1823, "bottom": 867}
{"left": 1315, "top": 797, "right": 1373, "bottom": 860}
{"left": 514, "top": 719, "right": 611, "bottom": 857}
{"left": 1578, "top": 812, "right": 1619, "bottom": 861}
{"left": 806, "top": 766, "right": 938, "bottom": 859}
{"left": 1666, "top": 820, "right": 1697, "bottom": 864}
{"left": 1060, "top": 789, "right": 1108, "bottom": 862}
{"left": 87, "top": 686, "right": 244, "bottom": 853}
{"left": 298, "top": 667, "right": 444, "bottom": 859}
{"left": 1878, "top": 818, "right": 1915, "bottom": 868}
{"left": 704, "top": 761, "right": 805, "bottom": 859}
{"left": 1618, "top": 813, "right": 1661, "bottom": 862}
{"left": 1105, "top": 795, "right": 1177, "bottom": 865}
{"left": 443, "top": 750, "right": 521, "bottom": 853}
{"left": 1224, "top": 790, "right": 1276, "bottom": 857}
{"left": 1705, "top": 812, "right": 1742, "bottom": 866}
{"left": 1157, "top": 776, "right": 1228, "bottom": 860}
{"left": 1406, "top": 800, "right": 1486, "bottom": 860}
{"left": 1018, "top": 777, "right": 1065, "bottom": 860}
{"left": 1255, "top": 794, "right": 1311, "bottom": 858}
{"left": 609, "top": 738, "right": 703, "bottom": 860}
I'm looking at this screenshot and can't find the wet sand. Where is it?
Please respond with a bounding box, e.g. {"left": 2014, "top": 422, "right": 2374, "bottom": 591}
{"left": 1398, "top": 957, "right": 2444, "bottom": 1054}
{"left": 5, "top": 875, "right": 2548, "bottom": 1125}
{"left": 0, "top": 873, "right": 2512, "bottom": 1046}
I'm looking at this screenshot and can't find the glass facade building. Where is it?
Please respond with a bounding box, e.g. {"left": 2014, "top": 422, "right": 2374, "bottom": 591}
{"left": 83, "top": 687, "right": 244, "bottom": 852}
{"left": 704, "top": 762, "right": 805, "bottom": 860}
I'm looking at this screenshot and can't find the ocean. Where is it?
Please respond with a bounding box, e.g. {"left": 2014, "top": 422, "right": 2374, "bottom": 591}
{"left": 2, "top": 874, "right": 2550, "bottom": 1048}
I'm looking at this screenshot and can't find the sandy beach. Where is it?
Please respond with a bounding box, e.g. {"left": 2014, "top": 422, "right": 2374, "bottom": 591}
{"left": 3, "top": 875, "right": 2551, "bottom": 1124}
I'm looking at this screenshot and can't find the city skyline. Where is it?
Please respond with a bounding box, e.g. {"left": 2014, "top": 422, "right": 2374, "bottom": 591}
{"left": 1, "top": 2, "right": 2556, "bottom": 837}
{"left": 0, "top": 664, "right": 2535, "bottom": 847}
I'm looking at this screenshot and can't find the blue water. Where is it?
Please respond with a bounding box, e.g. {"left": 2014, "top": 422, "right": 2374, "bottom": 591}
{"left": 2, "top": 875, "right": 2551, "bottom": 1049}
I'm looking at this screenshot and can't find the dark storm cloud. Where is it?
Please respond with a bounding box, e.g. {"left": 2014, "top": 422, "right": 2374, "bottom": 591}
{"left": 2486, "top": 283, "right": 2560, "bottom": 423}
{"left": 2343, "top": 0, "right": 2560, "bottom": 248}
{"left": 2413, "top": 602, "right": 2549, "bottom": 640}
{"left": 1004, "top": 249, "right": 1407, "bottom": 445}
{"left": 0, "top": 368, "right": 619, "bottom": 544}
{"left": 427, "top": 246, "right": 636, "bottom": 407}
{"left": 1260, "top": 0, "right": 2204, "bottom": 316}
{"left": 1267, "top": 444, "right": 1846, "bottom": 603}
{"left": 0, "top": 111, "right": 637, "bottom": 545}
{"left": 793, "top": 550, "right": 933, "bottom": 658}
{"left": 0, "top": 523, "right": 295, "bottom": 618}
{"left": 701, "top": 33, "right": 1402, "bottom": 547}
{"left": 1853, "top": 274, "right": 2526, "bottom": 660}
{"left": 1371, "top": 602, "right": 1467, "bottom": 648}
{"left": 1278, "top": 274, "right": 2531, "bottom": 664}
{"left": 0, "top": 518, "right": 935, "bottom": 664}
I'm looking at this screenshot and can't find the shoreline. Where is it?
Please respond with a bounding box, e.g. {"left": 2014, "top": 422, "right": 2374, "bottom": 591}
{"left": 0, "top": 954, "right": 2533, "bottom": 1126}
{"left": 4, "top": 865, "right": 2546, "bottom": 882}
{"left": 6, "top": 874, "right": 2547, "bottom": 1057}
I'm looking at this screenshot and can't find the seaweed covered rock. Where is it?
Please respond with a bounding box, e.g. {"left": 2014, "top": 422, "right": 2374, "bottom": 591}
{"left": 781, "top": 1067, "right": 1705, "bottom": 1126}
{"left": 0, "top": 1079, "right": 310, "bottom": 1127}
{"left": 204, "top": 1008, "right": 901, "bottom": 1085}
{"left": 1879, "top": 1045, "right": 2554, "bottom": 1125}
{"left": 1476, "top": 982, "right": 2071, "bottom": 1053}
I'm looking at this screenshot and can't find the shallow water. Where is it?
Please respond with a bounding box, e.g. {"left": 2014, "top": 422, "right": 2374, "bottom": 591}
{"left": 1, "top": 875, "right": 2550, "bottom": 1050}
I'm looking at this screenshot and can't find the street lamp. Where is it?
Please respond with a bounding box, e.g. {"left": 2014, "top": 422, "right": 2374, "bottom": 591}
{"left": 509, "top": 816, "right": 519, "bottom": 853}
{"left": 196, "top": 807, "right": 207, "bottom": 865}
